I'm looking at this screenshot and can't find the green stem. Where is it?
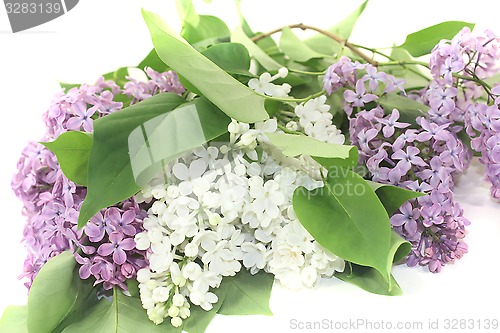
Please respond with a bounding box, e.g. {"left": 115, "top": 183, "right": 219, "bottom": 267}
{"left": 251, "top": 23, "right": 378, "bottom": 66}
{"left": 378, "top": 60, "right": 430, "bottom": 68}
{"left": 454, "top": 72, "right": 494, "bottom": 99}
{"left": 261, "top": 89, "right": 326, "bottom": 103}
{"left": 288, "top": 68, "right": 327, "bottom": 76}
{"left": 353, "top": 44, "right": 431, "bottom": 81}
{"left": 277, "top": 123, "right": 303, "bottom": 135}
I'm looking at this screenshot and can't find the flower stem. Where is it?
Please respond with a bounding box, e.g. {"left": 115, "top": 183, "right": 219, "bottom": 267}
{"left": 261, "top": 89, "right": 326, "bottom": 103}
{"left": 288, "top": 68, "right": 326, "bottom": 76}
{"left": 251, "top": 23, "right": 378, "bottom": 66}
{"left": 352, "top": 44, "right": 431, "bottom": 81}
{"left": 277, "top": 123, "right": 303, "bottom": 135}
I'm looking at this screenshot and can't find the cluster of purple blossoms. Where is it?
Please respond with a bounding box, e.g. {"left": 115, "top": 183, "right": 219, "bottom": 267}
{"left": 324, "top": 57, "right": 472, "bottom": 272}
{"left": 425, "top": 27, "right": 500, "bottom": 198}
{"left": 12, "top": 67, "right": 185, "bottom": 289}
{"left": 76, "top": 202, "right": 147, "bottom": 290}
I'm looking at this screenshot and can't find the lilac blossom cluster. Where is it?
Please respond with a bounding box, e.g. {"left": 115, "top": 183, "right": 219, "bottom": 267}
{"left": 324, "top": 57, "right": 472, "bottom": 272}
{"left": 12, "top": 67, "right": 184, "bottom": 289}
{"left": 425, "top": 27, "right": 500, "bottom": 198}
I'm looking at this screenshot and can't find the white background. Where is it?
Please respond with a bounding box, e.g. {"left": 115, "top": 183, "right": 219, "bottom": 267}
{"left": 1, "top": 1, "right": 500, "bottom": 332}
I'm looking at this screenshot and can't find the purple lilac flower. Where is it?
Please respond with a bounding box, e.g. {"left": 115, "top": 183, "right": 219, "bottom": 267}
{"left": 98, "top": 232, "right": 136, "bottom": 265}
{"left": 12, "top": 68, "right": 185, "bottom": 290}
{"left": 379, "top": 109, "right": 410, "bottom": 138}
{"left": 344, "top": 80, "right": 378, "bottom": 107}
{"left": 326, "top": 55, "right": 473, "bottom": 272}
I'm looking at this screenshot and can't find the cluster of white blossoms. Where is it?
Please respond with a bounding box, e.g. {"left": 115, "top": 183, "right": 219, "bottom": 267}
{"left": 134, "top": 70, "right": 346, "bottom": 326}
{"left": 287, "top": 95, "right": 345, "bottom": 144}
{"left": 248, "top": 67, "right": 291, "bottom": 97}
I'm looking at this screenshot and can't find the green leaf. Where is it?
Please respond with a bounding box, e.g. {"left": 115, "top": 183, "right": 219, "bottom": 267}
{"left": 182, "top": 282, "right": 228, "bottom": 333}
{"left": 293, "top": 167, "right": 394, "bottom": 282}
{"left": 379, "top": 47, "right": 430, "bottom": 89}
{"left": 400, "top": 21, "right": 475, "bottom": 57}
{"left": 335, "top": 263, "right": 403, "bottom": 296}
{"left": 279, "top": 27, "right": 330, "bottom": 63}
{"left": 128, "top": 97, "right": 231, "bottom": 188}
{"left": 304, "top": 0, "right": 369, "bottom": 54}
{"left": 201, "top": 43, "right": 252, "bottom": 76}
{"left": 182, "top": 15, "right": 230, "bottom": 47}
{"left": 42, "top": 131, "right": 92, "bottom": 186}
{"left": 389, "top": 230, "right": 412, "bottom": 264}
{"left": 266, "top": 132, "right": 358, "bottom": 165}
{"left": 27, "top": 251, "right": 93, "bottom": 333}
{"left": 103, "top": 67, "right": 129, "bottom": 88}
{"left": 77, "top": 93, "right": 185, "bottom": 228}
{"left": 367, "top": 181, "right": 425, "bottom": 215}
{"left": 218, "top": 270, "right": 273, "bottom": 316}
{"left": 143, "top": 9, "right": 269, "bottom": 123}
{"left": 0, "top": 305, "right": 28, "bottom": 333}
{"left": 176, "top": 0, "right": 198, "bottom": 26}
{"left": 138, "top": 49, "right": 169, "bottom": 72}
{"left": 231, "top": 25, "right": 282, "bottom": 71}
{"left": 59, "top": 82, "right": 80, "bottom": 92}
{"left": 378, "top": 93, "right": 429, "bottom": 125}
{"left": 62, "top": 288, "right": 180, "bottom": 333}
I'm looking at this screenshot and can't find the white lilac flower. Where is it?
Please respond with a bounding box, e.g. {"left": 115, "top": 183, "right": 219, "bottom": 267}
{"left": 135, "top": 118, "right": 346, "bottom": 325}
{"left": 291, "top": 96, "right": 346, "bottom": 145}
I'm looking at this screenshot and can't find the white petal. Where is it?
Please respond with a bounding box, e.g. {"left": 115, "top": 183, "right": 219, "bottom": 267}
{"left": 172, "top": 163, "right": 189, "bottom": 181}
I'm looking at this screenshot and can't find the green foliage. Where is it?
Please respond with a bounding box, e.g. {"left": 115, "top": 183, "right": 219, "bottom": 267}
{"left": 218, "top": 270, "right": 273, "bottom": 316}
{"left": 379, "top": 47, "right": 430, "bottom": 89}
{"left": 231, "top": 25, "right": 283, "bottom": 71}
{"left": 367, "top": 181, "right": 425, "bottom": 215}
{"left": 335, "top": 263, "right": 403, "bottom": 296}
{"left": 103, "top": 67, "right": 129, "bottom": 88}
{"left": 62, "top": 288, "right": 179, "bottom": 333}
{"left": 201, "top": 42, "right": 252, "bottom": 76}
{"left": 182, "top": 286, "right": 227, "bottom": 333}
{"left": 77, "top": 93, "right": 185, "bottom": 228}
{"left": 0, "top": 306, "right": 28, "bottom": 333}
{"left": 128, "top": 97, "right": 231, "bottom": 186}
{"left": 304, "top": 0, "right": 369, "bottom": 55}
{"left": 138, "top": 49, "right": 169, "bottom": 72}
{"left": 27, "top": 251, "right": 94, "bottom": 333}
{"left": 183, "top": 15, "right": 231, "bottom": 49}
{"left": 400, "top": 21, "right": 475, "bottom": 57}
{"left": 59, "top": 82, "right": 80, "bottom": 92}
{"left": 142, "top": 9, "right": 270, "bottom": 123}
{"left": 378, "top": 93, "right": 429, "bottom": 125}
{"left": 266, "top": 132, "right": 358, "bottom": 165}
{"left": 42, "top": 131, "right": 92, "bottom": 186}
{"left": 279, "top": 27, "right": 330, "bottom": 63}
{"left": 293, "top": 167, "right": 408, "bottom": 285}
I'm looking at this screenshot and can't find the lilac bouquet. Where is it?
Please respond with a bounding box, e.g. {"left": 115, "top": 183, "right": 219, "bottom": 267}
{"left": 1, "top": 0, "right": 500, "bottom": 332}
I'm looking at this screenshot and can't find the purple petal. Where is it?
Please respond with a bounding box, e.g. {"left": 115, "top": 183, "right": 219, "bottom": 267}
{"left": 122, "top": 225, "right": 137, "bottom": 236}
{"left": 121, "top": 210, "right": 136, "bottom": 224}
{"left": 65, "top": 117, "right": 83, "bottom": 130}
{"left": 97, "top": 243, "right": 115, "bottom": 257}
{"left": 113, "top": 248, "right": 127, "bottom": 265}
{"left": 344, "top": 90, "right": 358, "bottom": 103}
{"left": 107, "top": 207, "right": 122, "bottom": 223}
{"left": 382, "top": 125, "right": 394, "bottom": 138}
{"left": 404, "top": 219, "right": 418, "bottom": 235}
{"left": 109, "top": 232, "right": 124, "bottom": 244}
{"left": 79, "top": 265, "right": 92, "bottom": 279}
{"left": 84, "top": 224, "right": 104, "bottom": 242}
{"left": 119, "top": 238, "right": 136, "bottom": 251}
{"left": 390, "top": 214, "right": 408, "bottom": 227}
